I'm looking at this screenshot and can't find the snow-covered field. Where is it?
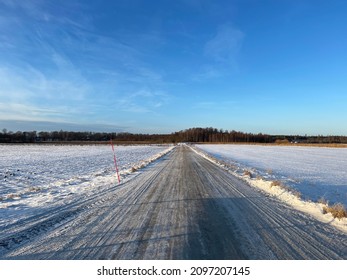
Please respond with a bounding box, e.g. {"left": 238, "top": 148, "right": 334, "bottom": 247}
{"left": 196, "top": 144, "right": 347, "bottom": 208}
{"left": 0, "top": 144, "right": 174, "bottom": 227}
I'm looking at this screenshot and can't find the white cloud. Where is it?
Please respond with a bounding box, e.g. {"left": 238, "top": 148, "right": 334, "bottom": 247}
{"left": 0, "top": 63, "right": 89, "bottom": 101}
{"left": 192, "top": 65, "right": 223, "bottom": 80}
{"left": 0, "top": 102, "right": 67, "bottom": 122}
{"left": 0, "top": 0, "right": 91, "bottom": 28}
{"left": 0, "top": 63, "right": 92, "bottom": 124}
{"left": 204, "top": 24, "right": 244, "bottom": 65}
{"left": 116, "top": 89, "right": 171, "bottom": 113}
{"left": 193, "top": 24, "right": 244, "bottom": 80}
{"left": 0, "top": 0, "right": 171, "bottom": 130}
{"left": 0, "top": 119, "right": 127, "bottom": 132}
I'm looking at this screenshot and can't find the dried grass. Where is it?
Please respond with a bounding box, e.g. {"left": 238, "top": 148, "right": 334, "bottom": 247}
{"left": 270, "top": 180, "right": 302, "bottom": 198}
{"left": 291, "top": 190, "right": 302, "bottom": 199}
{"left": 6, "top": 193, "right": 20, "bottom": 200}
{"left": 256, "top": 175, "right": 263, "bottom": 180}
{"left": 270, "top": 180, "right": 283, "bottom": 188}
{"left": 322, "top": 203, "right": 347, "bottom": 220}
{"left": 27, "top": 187, "right": 41, "bottom": 193}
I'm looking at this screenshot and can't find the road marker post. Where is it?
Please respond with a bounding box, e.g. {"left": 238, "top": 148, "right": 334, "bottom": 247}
{"left": 110, "top": 139, "right": 121, "bottom": 184}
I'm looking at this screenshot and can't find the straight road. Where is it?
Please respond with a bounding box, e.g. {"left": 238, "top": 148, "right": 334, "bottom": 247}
{"left": 1, "top": 145, "right": 346, "bottom": 259}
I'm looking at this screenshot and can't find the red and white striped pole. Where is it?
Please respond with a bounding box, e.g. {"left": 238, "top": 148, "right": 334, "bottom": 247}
{"left": 110, "top": 139, "right": 121, "bottom": 184}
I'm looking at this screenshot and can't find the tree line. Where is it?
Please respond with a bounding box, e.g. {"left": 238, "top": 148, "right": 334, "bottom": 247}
{"left": 1, "top": 127, "right": 347, "bottom": 144}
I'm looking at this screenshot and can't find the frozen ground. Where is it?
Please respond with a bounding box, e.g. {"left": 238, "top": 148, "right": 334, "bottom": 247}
{"left": 196, "top": 144, "right": 347, "bottom": 208}
{"left": 0, "top": 144, "right": 174, "bottom": 227}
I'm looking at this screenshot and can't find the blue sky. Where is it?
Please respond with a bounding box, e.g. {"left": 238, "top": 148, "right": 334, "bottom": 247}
{"left": 0, "top": 0, "right": 346, "bottom": 135}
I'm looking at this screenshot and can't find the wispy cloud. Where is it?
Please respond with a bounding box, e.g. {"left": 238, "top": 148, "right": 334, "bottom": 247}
{"left": 0, "top": 1, "right": 174, "bottom": 131}
{"left": 0, "top": 119, "right": 127, "bottom": 132}
{"left": 0, "top": 63, "right": 92, "bottom": 123}
{"left": 0, "top": 0, "right": 91, "bottom": 28}
{"left": 204, "top": 24, "right": 244, "bottom": 64}
{"left": 192, "top": 65, "right": 223, "bottom": 80}
{"left": 193, "top": 23, "right": 244, "bottom": 80}
{"left": 0, "top": 102, "right": 68, "bottom": 122}
{"left": 116, "top": 89, "right": 171, "bottom": 113}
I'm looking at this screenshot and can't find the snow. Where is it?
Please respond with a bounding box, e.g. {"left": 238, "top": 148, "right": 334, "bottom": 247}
{"left": 193, "top": 144, "right": 347, "bottom": 233}
{"left": 0, "top": 144, "right": 174, "bottom": 227}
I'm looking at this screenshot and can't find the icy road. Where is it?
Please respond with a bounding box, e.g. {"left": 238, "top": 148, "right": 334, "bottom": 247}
{"left": 0, "top": 145, "right": 346, "bottom": 259}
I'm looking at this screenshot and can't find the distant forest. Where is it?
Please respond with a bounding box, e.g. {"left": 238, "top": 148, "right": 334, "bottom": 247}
{"left": 1, "top": 127, "right": 347, "bottom": 144}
